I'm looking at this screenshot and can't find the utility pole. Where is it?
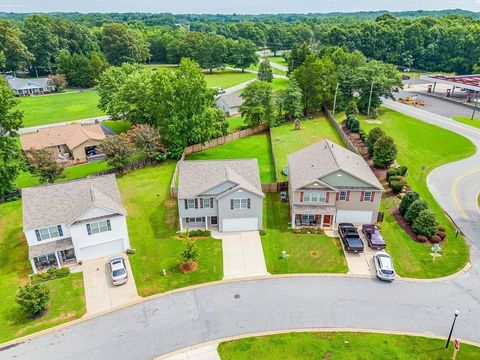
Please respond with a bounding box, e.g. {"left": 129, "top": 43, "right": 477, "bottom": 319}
{"left": 367, "top": 80, "right": 374, "bottom": 118}
{"left": 332, "top": 82, "right": 340, "bottom": 115}
{"left": 471, "top": 90, "right": 479, "bottom": 120}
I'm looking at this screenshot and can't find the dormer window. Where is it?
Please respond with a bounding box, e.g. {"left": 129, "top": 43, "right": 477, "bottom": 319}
{"left": 35, "top": 225, "right": 63, "bottom": 241}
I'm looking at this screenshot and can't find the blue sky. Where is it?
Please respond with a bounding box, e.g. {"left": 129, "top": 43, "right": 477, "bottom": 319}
{"left": 1, "top": 0, "right": 480, "bottom": 14}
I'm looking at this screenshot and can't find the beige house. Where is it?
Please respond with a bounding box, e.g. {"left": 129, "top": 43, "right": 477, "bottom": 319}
{"left": 288, "top": 140, "right": 385, "bottom": 228}
{"left": 20, "top": 123, "right": 106, "bottom": 165}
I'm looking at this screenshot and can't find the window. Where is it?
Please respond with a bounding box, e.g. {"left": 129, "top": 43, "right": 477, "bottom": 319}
{"left": 202, "top": 198, "right": 211, "bottom": 208}
{"left": 186, "top": 217, "right": 205, "bottom": 223}
{"left": 35, "top": 225, "right": 62, "bottom": 241}
{"left": 363, "top": 191, "right": 372, "bottom": 202}
{"left": 311, "top": 192, "right": 318, "bottom": 202}
{"left": 86, "top": 220, "right": 111, "bottom": 235}
{"left": 303, "top": 193, "right": 311, "bottom": 202}
{"left": 187, "top": 199, "right": 195, "bottom": 209}
{"left": 303, "top": 192, "right": 326, "bottom": 203}
{"left": 233, "top": 198, "right": 248, "bottom": 209}
{"left": 302, "top": 214, "right": 314, "bottom": 221}
{"left": 318, "top": 192, "right": 326, "bottom": 203}
{"left": 339, "top": 191, "right": 347, "bottom": 201}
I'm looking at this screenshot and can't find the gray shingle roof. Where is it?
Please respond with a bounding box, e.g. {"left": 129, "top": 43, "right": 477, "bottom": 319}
{"left": 5, "top": 76, "right": 52, "bottom": 91}
{"left": 218, "top": 92, "right": 244, "bottom": 108}
{"left": 178, "top": 159, "right": 263, "bottom": 198}
{"left": 22, "top": 174, "right": 126, "bottom": 230}
{"left": 288, "top": 140, "right": 384, "bottom": 191}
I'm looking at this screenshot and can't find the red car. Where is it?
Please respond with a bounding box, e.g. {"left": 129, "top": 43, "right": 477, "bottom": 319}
{"left": 362, "top": 224, "right": 386, "bottom": 250}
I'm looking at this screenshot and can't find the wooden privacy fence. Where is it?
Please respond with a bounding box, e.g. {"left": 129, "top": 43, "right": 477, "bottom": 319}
{"left": 323, "top": 106, "right": 360, "bottom": 155}
{"left": 261, "top": 181, "right": 288, "bottom": 193}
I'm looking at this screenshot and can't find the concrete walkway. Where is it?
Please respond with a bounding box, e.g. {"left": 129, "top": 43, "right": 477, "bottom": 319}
{"left": 159, "top": 343, "right": 220, "bottom": 360}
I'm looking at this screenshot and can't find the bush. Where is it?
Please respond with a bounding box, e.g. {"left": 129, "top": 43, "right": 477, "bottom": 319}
{"left": 437, "top": 231, "right": 447, "bottom": 239}
{"left": 416, "top": 235, "right": 428, "bottom": 243}
{"left": 180, "top": 229, "right": 211, "bottom": 238}
{"left": 31, "top": 267, "right": 70, "bottom": 283}
{"left": 438, "top": 226, "right": 446, "bottom": 232}
{"left": 412, "top": 209, "right": 438, "bottom": 238}
{"left": 386, "top": 168, "right": 399, "bottom": 180}
{"left": 399, "top": 191, "right": 420, "bottom": 216}
{"left": 181, "top": 240, "right": 199, "bottom": 269}
{"left": 405, "top": 199, "right": 428, "bottom": 224}
{"left": 366, "top": 127, "right": 385, "bottom": 156}
{"left": 373, "top": 135, "right": 398, "bottom": 169}
{"left": 345, "top": 99, "right": 359, "bottom": 116}
{"left": 16, "top": 283, "right": 50, "bottom": 317}
{"left": 396, "top": 166, "right": 408, "bottom": 176}
{"left": 345, "top": 114, "right": 356, "bottom": 129}
{"left": 431, "top": 234, "right": 442, "bottom": 243}
{"left": 259, "top": 229, "right": 266, "bottom": 236}
{"left": 390, "top": 180, "right": 404, "bottom": 194}
{"left": 350, "top": 119, "right": 360, "bottom": 133}
{"left": 388, "top": 175, "right": 401, "bottom": 184}
{"left": 292, "top": 227, "right": 323, "bottom": 234}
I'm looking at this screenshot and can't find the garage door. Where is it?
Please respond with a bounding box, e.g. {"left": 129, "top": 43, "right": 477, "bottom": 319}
{"left": 222, "top": 217, "right": 258, "bottom": 232}
{"left": 336, "top": 210, "right": 373, "bottom": 225}
{"left": 79, "top": 239, "right": 125, "bottom": 260}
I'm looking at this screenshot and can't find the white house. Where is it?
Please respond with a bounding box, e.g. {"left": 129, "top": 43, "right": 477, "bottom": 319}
{"left": 4, "top": 75, "right": 56, "bottom": 96}
{"left": 22, "top": 174, "right": 131, "bottom": 273}
{"left": 215, "top": 92, "right": 244, "bottom": 116}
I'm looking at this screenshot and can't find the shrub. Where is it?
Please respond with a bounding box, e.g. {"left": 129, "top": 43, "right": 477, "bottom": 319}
{"left": 16, "top": 283, "right": 50, "bottom": 317}
{"left": 405, "top": 199, "right": 428, "bottom": 224}
{"left": 181, "top": 240, "right": 199, "bottom": 270}
{"left": 399, "top": 191, "right": 420, "bottom": 215}
{"left": 373, "top": 135, "right": 398, "bottom": 169}
{"left": 386, "top": 168, "right": 399, "bottom": 180}
{"left": 292, "top": 227, "right": 323, "bottom": 234}
{"left": 396, "top": 166, "right": 408, "bottom": 176}
{"left": 431, "top": 234, "right": 442, "bottom": 243}
{"left": 189, "top": 229, "right": 211, "bottom": 237}
{"left": 437, "top": 231, "right": 447, "bottom": 239}
{"left": 350, "top": 119, "right": 360, "bottom": 133}
{"left": 416, "top": 235, "right": 428, "bottom": 243}
{"left": 31, "top": 267, "right": 70, "bottom": 283}
{"left": 388, "top": 175, "right": 401, "bottom": 184}
{"left": 259, "top": 229, "right": 266, "bottom": 236}
{"left": 345, "top": 114, "right": 356, "bottom": 129}
{"left": 345, "top": 99, "right": 359, "bottom": 116}
{"left": 412, "top": 209, "right": 438, "bottom": 238}
{"left": 390, "top": 180, "right": 404, "bottom": 194}
{"left": 366, "top": 127, "right": 385, "bottom": 156}
{"left": 438, "top": 226, "right": 446, "bottom": 232}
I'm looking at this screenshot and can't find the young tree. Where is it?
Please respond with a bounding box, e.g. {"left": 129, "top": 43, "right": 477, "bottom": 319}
{"left": 257, "top": 60, "right": 273, "bottom": 82}
{"left": 240, "top": 81, "right": 275, "bottom": 127}
{"left": 412, "top": 209, "right": 438, "bottom": 238}
{"left": 48, "top": 74, "right": 67, "bottom": 92}
{"left": 100, "top": 134, "right": 134, "bottom": 172}
{"left": 127, "top": 124, "right": 167, "bottom": 162}
{"left": 373, "top": 135, "right": 397, "bottom": 168}
{"left": 399, "top": 191, "right": 420, "bottom": 216}
{"left": 25, "top": 149, "right": 65, "bottom": 184}
{"left": 16, "top": 283, "right": 50, "bottom": 318}
{"left": 181, "top": 240, "right": 199, "bottom": 271}
{"left": 366, "top": 127, "right": 385, "bottom": 156}
{"left": 405, "top": 199, "right": 429, "bottom": 225}
{"left": 282, "top": 79, "right": 303, "bottom": 120}
{"left": 345, "top": 99, "right": 359, "bottom": 116}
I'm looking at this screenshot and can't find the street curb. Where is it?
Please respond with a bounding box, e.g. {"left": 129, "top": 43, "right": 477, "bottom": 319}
{"left": 155, "top": 327, "right": 480, "bottom": 359}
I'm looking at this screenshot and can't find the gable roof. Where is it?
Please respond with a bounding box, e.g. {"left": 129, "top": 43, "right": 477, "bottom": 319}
{"left": 218, "top": 92, "right": 244, "bottom": 108}
{"left": 20, "top": 123, "right": 105, "bottom": 152}
{"left": 5, "top": 76, "right": 52, "bottom": 91}
{"left": 288, "top": 140, "right": 384, "bottom": 191}
{"left": 22, "top": 174, "right": 126, "bottom": 231}
{"left": 178, "top": 159, "right": 263, "bottom": 199}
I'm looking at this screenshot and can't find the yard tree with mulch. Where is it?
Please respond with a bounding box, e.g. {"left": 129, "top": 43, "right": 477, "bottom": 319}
{"left": 366, "top": 127, "right": 385, "bottom": 156}
{"left": 405, "top": 199, "right": 429, "bottom": 225}
{"left": 373, "top": 135, "right": 397, "bottom": 168}
{"left": 16, "top": 283, "right": 50, "bottom": 318}
{"left": 399, "top": 191, "right": 420, "bottom": 216}
{"left": 25, "top": 148, "right": 65, "bottom": 184}
{"left": 100, "top": 133, "right": 135, "bottom": 171}
{"left": 412, "top": 209, "right": 438, "bottom": 238}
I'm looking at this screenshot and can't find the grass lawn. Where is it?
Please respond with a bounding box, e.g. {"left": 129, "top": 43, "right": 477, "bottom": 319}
{"left": 266, "top": 56, "right": 288, "bottom": 67}
{"left": 336, "top": 109, "right": 474, "bottom": 278}
{"left": 262, "top": 194, "right": 347, "bottom": 274}
{"left": 451, "top": 116, "right": 480, "bottom": 130}
{"left": 0, "top": 200, "right": 85, "bottom": 343}
{"left": 271, "top": 116, "right": 344, "bottom": 181}
{"left": 102, "top": 120, "right": 132, "bottom": 134}
{"left": 187, "top": 133, "right": 276, "bottom": 183}
{"left": 204, "top": 70, "right": 256, "bottom": 89}
{"left": 218, "top": 331, "right": 480, "bottom": 359}
{"left": 228, "top": 116, "right": 246, "bottom": 132}
{"left": 248, "top": 63, "right": 286, "bottom": 76}
{"left": 17, "top": 91, "right": 104, "bottom": 128}
{"left": 117, "top": 162, "right": 223, "bottom": 296}
{"left": 271, "top": 78, "right": 289, "bottom": 92}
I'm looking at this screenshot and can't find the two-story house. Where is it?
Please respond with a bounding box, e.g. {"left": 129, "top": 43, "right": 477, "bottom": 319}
{"left": 22, "top": 174, "right": 131, "bottom": 273}
{"left": 288, "top": 140, "right": 385, "bottom": 228}
{"left": 177, "top": 159, "right": 264, "bottom": 232}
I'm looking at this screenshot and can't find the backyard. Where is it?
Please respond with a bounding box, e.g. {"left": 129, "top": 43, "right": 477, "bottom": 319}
{"left": 261, "top": 194, "right": 348, "bottom": 274}
{"left": 227, "top": 116, "right": 246, "bottom": 132}
{"left": 0, "top": 200, "right": 85, "bottom": 343}
{"left": 204, "top": 70, "right": 256, "bottom": 89}
{"left": 102, "top": 120, "right": 132, "bottom": 134}
{"left": 218, "top": 331, "right": 480, "bottom": 359}
{"left": 117, "top": 162, "right": 223, "bottom": 296}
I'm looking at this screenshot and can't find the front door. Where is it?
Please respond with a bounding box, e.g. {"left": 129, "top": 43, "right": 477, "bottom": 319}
{"left": 211, "top": 216, "right": 218, "bottom": 225}
{"left": 323, "top": 215, "right": 332, "bottom": 226}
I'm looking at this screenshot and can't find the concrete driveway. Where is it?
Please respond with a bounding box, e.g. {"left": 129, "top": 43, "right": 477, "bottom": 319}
{"left": 82, "top": 255, "right": 139, "bottom": 315}
{"left": 214, "top": 231, "right": 269, "bottom": 279}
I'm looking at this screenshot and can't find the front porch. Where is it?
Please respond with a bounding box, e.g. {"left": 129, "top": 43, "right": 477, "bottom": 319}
{"left": 29, "top": 238, "right": 77, "bottom": 274}
{"left": 291, "top": 204, "right": 336, "bottom": 229}
{"left": 180, "top": 216, "right": 219, "bottom": 232}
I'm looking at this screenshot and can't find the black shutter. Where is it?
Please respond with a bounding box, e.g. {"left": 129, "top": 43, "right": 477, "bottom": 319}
{"left": 184, "top": 199, "right": 188, "bottom": 209}
{"left": 247, "top": 198, "right": 251, "bottom": 209}
{"left": 210, "top": 198, "right": 213, "bottom": 208}
{"left": 231, "top": 199, "right": 234, "bottom": 209}
{"left": 57, "top": 225, "right": 63, "bottom": 237}
{"left": 195, "top": 199, "right": 198, "bottom": 209}
{"left": 186, "top": 218, "right": 189, "bottom": 224}
{"left": 86, "top": 224, "right": 92, "bottom": 235}
{"left": 107, "top": 220, "right": 111, "bottom": 231}
{"left": 200, "top": 199, "right": 203, "bottom": 209}
{"left": 35, "top": 229, "right": 41, "bottom": 241}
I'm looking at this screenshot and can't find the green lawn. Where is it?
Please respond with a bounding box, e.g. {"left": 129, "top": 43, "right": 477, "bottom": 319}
{"left": 117, "top": 162, "right": 223, "bottom": 296}
{"left": 0, "top": 200, "right": 85, "bottom": 343}
{"left": 271, "top": 78, "right": 289, "bottom": 92}
{"left": 204, "top": 70, "right": 256, "bottom": 89}
{"left": 248, "top": 63, "right": 286, "bottom": 76}
{"left": 102, "top": 120, "right": 132, "bottom": 134}
{"left": 17, "top": 91, "right": 104, "bottom": 128}
{"left": 336, "top": 109, "right": 474, "bottom": 278}
{"left": 451, "top": 116, "right": 480, "bottom": 130}
{"left": 262, "top": 194, "right": 347, "bottom": 274}
{"left": 218, "top": 332, "right": 480, "bottom": 359}
{"left": 266, "top": 56, "right": 288, "bottom": 67}
{"left": 228, "top": 116, "right": 246, "bottom": 132}
{"left": 187, "top": 133, "right": 276, "bottom": 183}
{"left": 271, "top": 116, "right": 344, "bottom": 181}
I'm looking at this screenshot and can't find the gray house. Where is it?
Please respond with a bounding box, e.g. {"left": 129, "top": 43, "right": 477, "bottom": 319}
{"left": 177, "top": 159, "right": 264, "bottom": 232}
{"left": 215, "top": 92, "right": 244, "bottom": 116}
{"left": 5, "top": 75, "right": 55, "bottom": 96}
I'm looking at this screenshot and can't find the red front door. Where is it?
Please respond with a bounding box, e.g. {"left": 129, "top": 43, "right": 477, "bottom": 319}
{"left": 323, "top": 215, "right": 332, "bottom": 226}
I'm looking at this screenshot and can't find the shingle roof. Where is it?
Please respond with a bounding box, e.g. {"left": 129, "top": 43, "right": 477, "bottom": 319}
{"left": 178, "top": 159, "right": 263, "bottom": 199}
{"left": 22, "top": 174, "right": 126, "bottom": 230}
{"left": 288, "top": 140, "right": 384, "bottom": 191}
{"left": 218, "top": 92, "right": 244, "bottom": 108}
{"left": 20, "top": 123, "right": 105, "bottom": 151}
{"left": 5, "top": 76, "right": 51, "bottom": 91}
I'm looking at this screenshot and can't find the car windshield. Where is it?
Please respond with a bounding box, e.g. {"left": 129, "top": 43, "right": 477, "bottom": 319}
{"left": 382, "top": 269, "right": 394, "bottom": 275}
{"left": 113, "top": 268, "right": 126, "bottom": 277}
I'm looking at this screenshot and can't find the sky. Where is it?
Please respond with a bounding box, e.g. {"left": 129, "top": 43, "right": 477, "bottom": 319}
{"left": 1, "top": 0, "right": 480, "bottom": 14}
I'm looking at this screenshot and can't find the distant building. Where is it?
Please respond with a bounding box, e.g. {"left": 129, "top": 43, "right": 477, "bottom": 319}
{"left": 4, "top": 75, "right": 55, "bottom": 96}
{"left": 215, "top": 92, "right": 244, "bottom": 116}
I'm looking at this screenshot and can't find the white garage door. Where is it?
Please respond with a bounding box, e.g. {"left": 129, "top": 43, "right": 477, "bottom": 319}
{"left": 222, "top": 217, "right": 258, "bottom": 232}
{"left": 79, "top": 239, "right": 125, "bottom": 260}
{"left": 336, "top": 210, "right": 373, "bottom": 225}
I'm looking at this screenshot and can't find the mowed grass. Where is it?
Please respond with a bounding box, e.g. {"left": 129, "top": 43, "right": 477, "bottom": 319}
{"left": 204, "top": 70, "right": 256, "bottom": 89}
{"left": 262, "top": 194, "right": 347, "bottom": 274}
{"left": 228, "top": 116, "right": 246, "bottom": 132}
{"left": 0, "top": 200, "right": 85, "bottom": 343}
{"left": 271, "top": 78, "right": 289, "bottom": 92}
{"left": 102, "top": 120, "right": 132, "bottom": 134}
{"left": 336, "top": 109, "right": 474, "bottom": 278}
{"left": 17, "top": 91, "right": 104, "bottom": 127}
{"left": 265, "top": 56, "right": 288, "bottom": 67}
{"left": 451, "top": 116, "right": 480, "bottom": 130}
{"left": 117, "top": 162, "right": 223, "bottom": 296}
{"left": 271, "top": 116, "right": 344, "bottom": 181}
{"left": 187, "top": 133, "right": 276, "bottom": 183}
{"left": 217, "top": 332, "right": 480, "bottom": 359}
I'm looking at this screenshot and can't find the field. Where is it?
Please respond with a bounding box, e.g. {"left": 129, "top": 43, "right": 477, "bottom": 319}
{"left": 204, "top": 70, "right": 256, "bottom": 89}
{"left": 266, "top": 56, "right": 288, "bottom": 67}
{"left": 227, "top": 116, "right": 246, "bottom": 132}
{"left": 102, "top": 120, "right": 132, "bottom": 134}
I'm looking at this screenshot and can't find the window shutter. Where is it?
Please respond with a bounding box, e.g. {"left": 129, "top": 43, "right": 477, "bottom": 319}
{"left": 336, "top": 193, "right": 339, "bottom": 201}
{"left": 57, "top": 225, "right": 63, "bottom": 237}
{"left": 195, "top": 199, "right": 198, "bottom": 209}
{"left": 210, "top": 198, "right": 213, "bottom": 208}
{"left": 360, "top": 191, "right": 365, "bottom": 202}
{"left": 86, "top": 224, "right": 92, "bottom": 235}
{"left": 184, "top": 199, "right": 188, "bottom": 209}
{"left": 200, "top": 199, "right": 203, "bottom": 209}
{"left": 231, "top": 199, "right": 234, "bottom": 209}
{"left": 107, "top": 220, "right": 111, "bottom": 231}
{"left": 247, "top": 198, "right": 251, "bottom": 209}
{"left": 35, "top": 230, "right": 41, "bottom": 241}
{"left": 346, "top": 191, "right": 351, "bottom": 201}
{"left": 326, "top": 193, "right": 330, "bottom": 203}
{"left": 186, "top": 218, "right": 189, "bottom": 224}
{"left": 371, "top": 192, "right": 375, "bottom": 202}
{"left": 300, "top": 192, "right": 304, "bottom": 202}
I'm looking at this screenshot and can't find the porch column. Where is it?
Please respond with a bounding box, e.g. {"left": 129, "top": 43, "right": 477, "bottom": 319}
{"left": 30, "top": 258, "right": 38, "bottom": 274}
{"left": 320, "top": 214, "right": 324, "bottom": 229}
{"left": 179, "top": 218, "right": 183, "bottom": 232}
{"left": 332, "top": 214, "right": 336, "bottom": 228}
{"left": 205, "top": 217, "right": 208, "bottom": 230}
{"left": 291, "top": 211, "right": 296, "bottom": 229}
{"left": 54, "top": 252, "right": 61, "bottom": 269}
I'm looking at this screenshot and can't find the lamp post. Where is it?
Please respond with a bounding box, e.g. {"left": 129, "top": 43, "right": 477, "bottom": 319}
{"left": 446, "top": 309, "right": 460, "bottom": 348}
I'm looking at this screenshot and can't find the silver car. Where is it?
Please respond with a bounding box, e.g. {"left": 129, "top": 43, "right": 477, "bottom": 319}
{"left": 108, "top": 256, "right": 128, "bottom": 286}
{"left": 373, "top": 252, "right": 395, "bottom": 281}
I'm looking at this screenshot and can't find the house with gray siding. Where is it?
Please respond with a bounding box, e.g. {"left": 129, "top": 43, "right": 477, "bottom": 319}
{"left": 177, "top": 159, "right": 264, "bottom": 232}
{"left": 215, "top": 92, "right": 244, "bottom": 116}
{"left": 288, "top": 140, "right": 384, "bottom": 228}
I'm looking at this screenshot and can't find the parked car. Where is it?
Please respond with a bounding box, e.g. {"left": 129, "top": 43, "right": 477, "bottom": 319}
{"left": 108, "top": 256, "right": 128, "bottom": 286}
{"left": 373, "top": 252, "right": 395, "bottom": 281}
{"left": 362, "top": 224, "right": 386, "bottom": 250}
{"left": 338, "top": 223, "right": 364, "bottom": 253}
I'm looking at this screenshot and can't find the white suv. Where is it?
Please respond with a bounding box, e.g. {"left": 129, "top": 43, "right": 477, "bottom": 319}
{"left": 374, "top": 252, "right": 395, "bottom": 281}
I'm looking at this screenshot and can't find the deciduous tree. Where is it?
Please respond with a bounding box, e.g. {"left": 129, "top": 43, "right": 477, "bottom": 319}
{"left": 373, "top": 135, "right": 397, "bottom": 168}
{"left": 99, "top": 134, "right": 134, "bottom": 172}
{"left": 282, "top": 78, "right": 303, "bottom": 120}
{"left": 257, "top": 60, "right": 273, "bottom": 82}
{"left": 240, "top": 81, "right": 275, "bottom": 127}
{"left": 25, "top": 148, "right": 65, "bottom": 184}
{"left": 127, "top": 124, "right": 167, "bottom": 162}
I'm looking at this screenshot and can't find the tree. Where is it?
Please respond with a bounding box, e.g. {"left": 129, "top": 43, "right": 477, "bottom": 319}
{"left": 0, "top": 20, "right": 33, "bottom": 71}
{"left": 25, "top": 149, "right": 65, "bottom": 184}
{"left": 267, "top": 25, "right": 289, "bottom": 56}
{"left": 399, "top": 191, "right": 420, "bottom": 216}
{"left": 366, "top": 127, "right": 385, "bottom": 156}
{"left": 373, "top": 135, "right": 397, "bottom": 168}
{"left": 257, "top": 60, "right": 273, "bottom": 82}
{"left": 99, "top": 134, "right": 134, "bottom": 171}
{"left": 282, "top": 79, "right": 303, "bottom": 120}
{"left": 16, "top": 283, "right": 50, "bottom": 318}
{"left": 48, "top": 74, "right": 67, "bottom": 92}
{"left": 345, "top": 99, "right": 359, "bottom": 116}
{"left": 0, "top": 78, "right": 23, "bottom": 200}
{"left": 405, "top": 199, "right": 429, "bottom": 225}
{"left": 227, "top": 38, "right": 258, "bottom": 71}
{"left": 286, "top": 43, "right": 312, "bottom": 74}
{"left": 127, "top": 124, "right": 167, "bottom": 162}
{"left": 181, "top": 240, "right": 199, "bottom": 271}
{"left": 240, "top": 81, "right": 275, "bottom": 127}
{"left": 412, "top": 209, "right": 438, "bottom": 238}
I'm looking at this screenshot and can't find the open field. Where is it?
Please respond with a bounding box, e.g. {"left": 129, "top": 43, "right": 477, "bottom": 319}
{"left": 271, "top": 78, "right": 289, "bottom": 92}
{"left": 204, "top": 70, "right": 256, "bottom": 89}
{"left": 265, "top": 56, "right": 288, "bottom": 67}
